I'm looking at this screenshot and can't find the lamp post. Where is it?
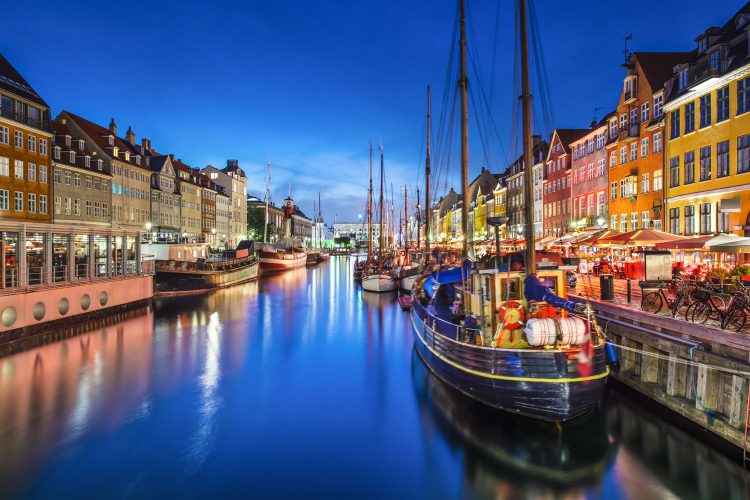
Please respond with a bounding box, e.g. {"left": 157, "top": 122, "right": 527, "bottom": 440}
{"left": 487, "top": 216, "right": 508, "bottom": 271}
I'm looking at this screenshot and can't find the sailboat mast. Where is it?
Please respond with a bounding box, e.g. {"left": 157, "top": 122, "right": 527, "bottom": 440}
{"left": 318, "top": 191, "right": 322, "bottom": 248}
{"left": 459, "top": 0, "right": 470, "bottom": 259}
{"left": 425, "top": 85, "right": 432, "bottom": 259}
{"left": 390, "top": 183, "right": 395, "bottom": 250}
{"left": 368, "top": 144, "right": 373, "bottom": 263}
{"left": 404, "top": 185, "right": 409, "bottom": 261}
{"left": 416, "top": 186, "right": 422, "bottom": 254}
{"left": 263, "top": 158, "right": 270, "bottom": 243}
{"left": 379, "top": 146, "right": 385, "bottom": 268}
{"left": 520, "top": 0, "right": 536, "bottom": 274}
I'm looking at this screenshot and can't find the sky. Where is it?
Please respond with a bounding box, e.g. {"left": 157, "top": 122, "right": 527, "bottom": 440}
{"left": 2, "top": 0, "right": 743, "bottom": 223}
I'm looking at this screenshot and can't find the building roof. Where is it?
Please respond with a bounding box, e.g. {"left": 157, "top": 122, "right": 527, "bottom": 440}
{"left": 551, "top": 129, "right": 589, "bottom": 155}
{"left": 51, "top": 116, "right": 111, "bottom": 175}
{"left": 0, "top": 52, "right": 48, "bottom": 108}
{"left": 632, "top": 52, "right": 693, "bottom": 92}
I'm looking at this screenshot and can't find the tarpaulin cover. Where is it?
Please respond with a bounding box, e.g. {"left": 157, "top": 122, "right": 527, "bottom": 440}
{"left": 422, "top": 261, "right": 473, "bottom": 297}
{"left": 524, "top": 274, "right": 580, "bottom": 313}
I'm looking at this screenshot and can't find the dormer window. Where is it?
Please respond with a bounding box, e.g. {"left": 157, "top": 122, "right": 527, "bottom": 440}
{"left": 135, "top": 155, "right": 141, "bottom": 165}
{"left": 112, "top": 146, "right": 118, "bottom": 157}
{"left": 709, "top": 49, "right": 720, "bottom": 73}
{"left": 84, "top": 156, "right": 90, "bottom": 168}
{"left": 125, "top": 151, "right": 130, "bottom": 161}
{"left": 78, "top": 139, "right": 84, "bottom": 150}
{"left": 107, "top": 135, "right": 114, "bottom": 146}
{"left": 624, "top": 76, "right": 637, "bottom": 101}
{"left": 654, "top": 93, "right": 664, "bottom": 118}
{"left": 97, "top": 159, "right": 103, "bottom": 171}
{"left": 678, "top": 67, "right": 688, "bottom": 90}
{"left": 64, "top": 135, "right": 71, "bottom": 147}
{"left": 697, "top": 37, "right": 707, "bottom": 54}
{"left": 69, "top": 151, "right": 75, "bottom": 163}
{"left": 53, "top": 146, "right": 61, "bottom": 160}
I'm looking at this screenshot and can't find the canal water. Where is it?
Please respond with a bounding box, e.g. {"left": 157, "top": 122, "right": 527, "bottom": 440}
{"left": 1, "top": 257, "right": 748, "bottom": 499}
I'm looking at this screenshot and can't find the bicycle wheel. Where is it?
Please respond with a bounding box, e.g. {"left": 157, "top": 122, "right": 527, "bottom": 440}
{"left": 688, "top": 302, "right": 711, "bottom": 324}
{"left": 641, "top": 291, "right": 663, "bottom": 313}
{"left": 670, "top": 294, "right": 683, "bottom": 318}
{"left": 721, "top": 308, "right": 747, "bottom": 332}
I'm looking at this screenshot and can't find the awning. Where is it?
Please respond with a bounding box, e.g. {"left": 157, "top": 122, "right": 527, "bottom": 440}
{"left": 598, "top": 228, "right": 686, "bottom": 247}
{"left": 708, "top": 236, "right": 750, "bottom": 252}
{"left": 422, "top": 261, "right": 473, "bottom": 297}
{"left": 655, "top": 233, "right": 745, "bottom": 250}
{"left": 576, "top": 229, "right": 619, "bottom": 246}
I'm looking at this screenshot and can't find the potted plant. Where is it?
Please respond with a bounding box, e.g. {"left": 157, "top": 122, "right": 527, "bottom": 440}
{"left": 709, "top": 267, "right": 732, "bottom": 289}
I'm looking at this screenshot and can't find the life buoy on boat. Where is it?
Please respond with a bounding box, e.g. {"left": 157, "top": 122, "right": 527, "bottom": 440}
{"left": 497, "top": 301, "right": 526, "bottom": 330}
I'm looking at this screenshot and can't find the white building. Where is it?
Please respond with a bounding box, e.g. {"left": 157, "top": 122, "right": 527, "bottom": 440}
{"left": 334, "top": 221, "right": 381, "bottom": 245}
{"left": 203, "top": 160, "right": 247, "bottom": 247}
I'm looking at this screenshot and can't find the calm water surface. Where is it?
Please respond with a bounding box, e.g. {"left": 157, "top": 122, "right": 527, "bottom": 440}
{"left": 0, "top": 257, "right": 748, "bottom": 499}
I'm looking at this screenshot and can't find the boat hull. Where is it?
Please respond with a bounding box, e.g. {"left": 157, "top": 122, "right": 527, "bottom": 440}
{"left": 400, "top": 274, "right": 418, "bottom": 292}
{"left": 259, "top": 250, "right": 307, "bottom": 272}
{"left": 155, "top": 258, "right": 259, "bottom": 294}
{"left": 410, "top": 299, "right": 608, "bottom": 422}
{"left": 362, "top": 274, "right": 398, "bottom": 293}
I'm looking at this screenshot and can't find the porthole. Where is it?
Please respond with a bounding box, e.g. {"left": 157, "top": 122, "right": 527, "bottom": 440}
{"left": 58, "top": 298, "right": 70, "bottom": 315}
{"left": 80, "top": 294, "right": 91, "bottom": 311}
{"left": 33, "top": 302, "right": 46, "bottom": 321}
{"left": 99, "top": 291, "right": 108, "bottom": 306}
{"left": 1, "top": 307, "right": 17, "bottom": 327}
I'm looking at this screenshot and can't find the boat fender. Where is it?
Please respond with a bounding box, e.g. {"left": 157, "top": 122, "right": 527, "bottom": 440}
{"left": 498, "top": 301, "right": 526, "bottom": 330}
{"left": 605, "top": 342, "right": 620, "bottom": 372}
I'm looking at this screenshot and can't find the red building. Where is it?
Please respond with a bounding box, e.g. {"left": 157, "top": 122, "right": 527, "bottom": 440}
{"left": 543, "top": 128, "right": 589, "bottom": 237}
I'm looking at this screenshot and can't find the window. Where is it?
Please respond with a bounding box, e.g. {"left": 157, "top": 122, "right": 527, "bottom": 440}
{"left": 669, "top": 208, "right": 680, "bottom": 235}
{"left": 620, "top": 114, "right": 627, "bottom": 131}
{"left": 641, "top": 138, "right": 649, "bottom": 157}
{"left": 669, "top": 156, "right": 680, "bottom": 187}
{"left": 39, "top": 195, "right": 47, "bottom": 214}
{"left": 94, "top": 178, "right": 101, "bottom": 190}
{"left": 0, "top": 157, "right": 8, "bottom": 176}
{"left": 588, "top": 163, "right": 594, "bottom": 180}
{"left": 642, "top": 173, "right": 650, "bottom": 193}
{"left": 597, "top": 159, "right": 605, "bottom": 177}
{"left": 700, "top": 94, "right": 711, "bottom": 128}
{"left": 597, "top": 191, "right": 606, "bottom": 216}
{"left": 718, "top": 140, "right": 730, "bottom": 177}
{"left": 86, "top": 176, "right": 92, "bottom": 189}
{"left": 14, "top": 160, "right": 22, "bottom": 179}
{"left": 717, "top": 86, "right": 729, "bottom": 122}
{"left": 54, "top": 196, "right": 61, "bottom": 214}
{"left": 54, "top": 168, "right": 61, "bottom": 183}
{"left": 74, "top": 173, "right": 81, "bottom": 187}
{"left": 684, "top": 151, "right": 695, "bottom": 184}
{"left": 64, "top": 171, "right": 71, "bottom": 185}
{"left": 587, "top": 139, "right": 594, "bottom": 153}
{"left": 653, "top": 132, "right": 663, "bottom": 153}
{"left": 654, "top": 94, "right": 664, "bottom": 117}
{"left": 641, "top": 102, "right": 650, "bottom": 123}
{"left": 611, "top": 214, "right": 617, "bottom": 230}
{"left": 631, "top": 212, "right": 639, "bottom": 230}
{"left": 53, "top": 146, "right": 60, "bottom": 160}
{"left": 699, "top": 203, "right": 712, "bottom": 234}
{"left": 14, "top": 131, "right": 22, "bottom": 148}
{"left": 84, "top": 156, "right": 90, "bottom": 168}
{"left": 69, "top": 151, "right": 75, "bottom": 163}
{"left": 28, "top": 163, "right": 35, "bottom": 182}
{"left": 684, "top": 205, "right": 695, "bottom": 235}
{"left": 699, "top": 146, "right": 711, "bottom": 181}
{"left": 670, "top": 109, "right": 680, "bottom": 139}
{"left": 630, "top": 142, "right": 637, "bottom": 161}
{"left": 610, "top": 182, "right": 617, "bottom": 200}
{"left": 596, "top": 133, "right": 605, "bottom": 149}
{"left": 64, "top": 197, "right": 71, "bottom": 215}
{"left": 14, "top": 192, "right": 23, "bottom": 212}
{"left": 678, "top": 68, "right": 688, "bottom": 90}
{"left": 28, "top": 135, "right": 36, "bottom": 152}
{"left": 739, "top": 134, "right": 750, "bottom": 173}
{"left": 684, "top": 102, "right": 695, "bottom": 134}
{"left": 0, "top": 126, "right": 7, "bottom": 144}
{"left": 609, "top": 119, "right": 617, "bottom": 139}
{"left": 642, "top": 211, "right": 650, "bottom": 229}
{"left": 0, "top": 190, "right": 8, "bottom": 210}
{"left": 620, "top": 214, "right": 628, "bottom": 232}
{"left": 718, "top": 207, "right": 730, "bottom": 233}
{"left": 94, "top": 202, "right": 101, "bottom": 217}
{"left": 74, "top": 199, "right": 80, "bottom": 216}
{"left": 86, "top": 200, "right": 92, "bottom": 216}
{"left": 609, "top": 151, "right": 616, "bottom": 167}
{"left": 39, "top": 139, "right": 47, "bottom": 155}
{"left": 709, "top": 49, "right": 720, "bottom": 72}
{"left": 738, "top": 77, "right": 750, "bottom": 115}
{"left": 27, "top": 193, "right": 36, "bottom": 213}
{"left": 39, "top": 165, "right": 47, "bottom": 184}
{"left": 620, "top": 147, "right": 626, "bottom": 164}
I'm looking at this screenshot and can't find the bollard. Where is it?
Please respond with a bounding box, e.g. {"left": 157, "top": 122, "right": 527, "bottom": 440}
{"left": 600, "top": 274, "right": 615, "bottom": 302}
{"left": 627, "top": 279, "right": 632, "bottom": 303}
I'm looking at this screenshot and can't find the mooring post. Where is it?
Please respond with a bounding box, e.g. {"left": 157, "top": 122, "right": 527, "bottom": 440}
{"left": 627, "top": 279, "right": 632, "bottom": 303}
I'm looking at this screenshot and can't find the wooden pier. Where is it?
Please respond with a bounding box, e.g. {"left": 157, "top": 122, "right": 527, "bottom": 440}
{"left": 573, "top": 294, "right": 750, "bottom": 451}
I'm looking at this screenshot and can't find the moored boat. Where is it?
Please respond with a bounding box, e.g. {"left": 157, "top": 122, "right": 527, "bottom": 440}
{"left": 258, "top": 244, "right": 307, "bottom": 272}
{"left": 362, "top": 273, "right": 398, "bottom": 293}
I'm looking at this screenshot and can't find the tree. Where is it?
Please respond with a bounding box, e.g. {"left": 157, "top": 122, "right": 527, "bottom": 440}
{"left": 247, "top": 208, "right": 275, "bottom": 242}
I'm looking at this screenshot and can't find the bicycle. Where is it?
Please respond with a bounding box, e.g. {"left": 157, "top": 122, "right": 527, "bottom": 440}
{"left": 640, "top": 279, "right": 697, "bottom": 318}
{"left": 687, "top": 285, "right": 746, "bottom": 331}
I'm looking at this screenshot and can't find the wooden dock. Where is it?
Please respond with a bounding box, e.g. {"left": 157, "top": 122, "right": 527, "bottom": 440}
{"left": 573, "top": 294, "right": 750, "bottom": 451}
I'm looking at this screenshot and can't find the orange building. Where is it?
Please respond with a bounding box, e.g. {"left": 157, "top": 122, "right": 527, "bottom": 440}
{"left": 607, "top": 52, "right": 691, "bottom": 232}
{"left": 0, "top": 53, "right": 53, "bottom": 222}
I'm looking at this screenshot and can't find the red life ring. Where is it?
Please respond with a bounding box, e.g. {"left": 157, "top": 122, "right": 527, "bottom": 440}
{"left": 498, "top": 301, "right": 526, "bottom": 330}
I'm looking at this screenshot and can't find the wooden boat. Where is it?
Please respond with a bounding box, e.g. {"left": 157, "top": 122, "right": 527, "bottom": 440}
{"left": 258, "top": 244, "right": 307, "bottom": 272}
{"left": 155, "top": 241, "right": 259, "bottom": 294}
{"left": 362, "top": 273, "right": 398, "bottom": 293}
{"left": 306, "top": 251, "right": 320, "bottom": 266}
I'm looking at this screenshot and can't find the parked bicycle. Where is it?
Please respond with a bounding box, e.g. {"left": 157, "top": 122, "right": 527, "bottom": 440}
{"left": 640, "top": 278, "right": 703, "bottom": 318}
{"left": 687, "top": 284, "right": 746, "bottom": 332}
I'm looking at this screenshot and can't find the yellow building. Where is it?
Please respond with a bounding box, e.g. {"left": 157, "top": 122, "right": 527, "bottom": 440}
{"left": 492, "top": 180, "right": 508, "bottom": 239}
{"left": 665, "top": 7, "right": 750, "bottom": 236}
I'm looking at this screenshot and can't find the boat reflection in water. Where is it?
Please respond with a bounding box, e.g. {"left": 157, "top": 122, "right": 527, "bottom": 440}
{"left": 411, "top": 350, "right": 615, "bottom": 496}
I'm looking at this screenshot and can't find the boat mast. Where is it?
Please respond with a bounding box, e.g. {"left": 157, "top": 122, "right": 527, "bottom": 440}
{"left": 368, "top": 144, "right": 373, "bottom": 264}
{"left": 379, "top": 145, "right": 385, "bottom": 271}
{"left": 318, "top": 191, "right": 322, "bottom": 249}
{"left": 425, "top": 85, "right": 432, "bottom": 260}
{"left": 416, "top": 186, "right": 422, "bottom": 255}
{"left": 459, "top": 0, "right": 470, "bottom": 259}
{"left": 520, "top": 0, "right": 536, "bottom": 274}
{"left": 404, "top": 185, "right": 409, "bottom": 263}
{"left": 390, "top": 183, "right": 395, "bottom": 250}
{"left": 263, "top": 158, "right": 270, "bottom": 243}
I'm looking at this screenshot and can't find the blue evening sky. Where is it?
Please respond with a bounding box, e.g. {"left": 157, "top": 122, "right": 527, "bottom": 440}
{"left": 2, "top": 0, "right": 741, "bottom": 222}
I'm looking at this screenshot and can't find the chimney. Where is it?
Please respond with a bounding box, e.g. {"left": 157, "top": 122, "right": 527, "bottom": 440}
{"left": 125, "top": 126, "right": 135, "bottom": 145}
{"left": 590, "top": 120, "right": 597, "bottom": 128}
{"left": 108, "top": 118, "right": 117, "bottom": 135}
{"left": 227, "top": 159, "right": 238, "bottom": 168}
{"left": 141, "top": 138, "right": 151, "bottom": 152}
{"left": 169, "top": 153, "right": 174, "bottom": 161}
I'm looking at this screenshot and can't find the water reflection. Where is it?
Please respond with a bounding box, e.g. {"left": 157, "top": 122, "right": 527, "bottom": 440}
{"left": 0, "top": 257, "right": 748, "bottom": 499}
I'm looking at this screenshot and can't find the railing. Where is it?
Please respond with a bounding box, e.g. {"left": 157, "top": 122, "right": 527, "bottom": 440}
{"left": 76, "top": 263, "right": 88, "bottom": 280}
{"left": 688, "top": 62, "right": 720, "bottom": 88}
{"left": 53, "top": 265, "right": 67, "bottom": 283}
{"left": 3, "top": 269, "right": 17, "bottom": 289}
{"left": 618, "top": 125, "right": 639, "bottom": 141}
{"left": 0, "top": 104, "right": 51, "bottom": 131}
{"left": 27, "top": 266, "right": 45, "bottom": 286}
{"left": 624, "top": 89, "right": 636, "bottom": 102}
{"left": 154, "top": 254, "right": 258, "bottom": 274}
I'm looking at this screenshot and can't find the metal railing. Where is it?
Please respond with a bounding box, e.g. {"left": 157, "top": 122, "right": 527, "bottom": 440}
{"left": 0, "top": 104, "right": 51, "bottom": 131}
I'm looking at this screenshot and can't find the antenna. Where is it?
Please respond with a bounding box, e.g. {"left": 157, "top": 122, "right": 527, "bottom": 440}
{"left": 623, "top": 34, "right": 633, "bottom": 65}
{"left": 593, "top": 106, "right": 602, "bottom": 124}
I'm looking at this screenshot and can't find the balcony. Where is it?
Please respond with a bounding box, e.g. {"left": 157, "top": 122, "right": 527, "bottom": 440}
{"left": 624, "top": 89, "right": 637, "bottom": 104}
{"left": 618, "top": 125, "right": 640, "bottom": 142}
{"left": 0, "top": 104, "right": 51, "bottom": 132}
{"left": 688, "top": 62, "right": 720, "bottom": 89}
